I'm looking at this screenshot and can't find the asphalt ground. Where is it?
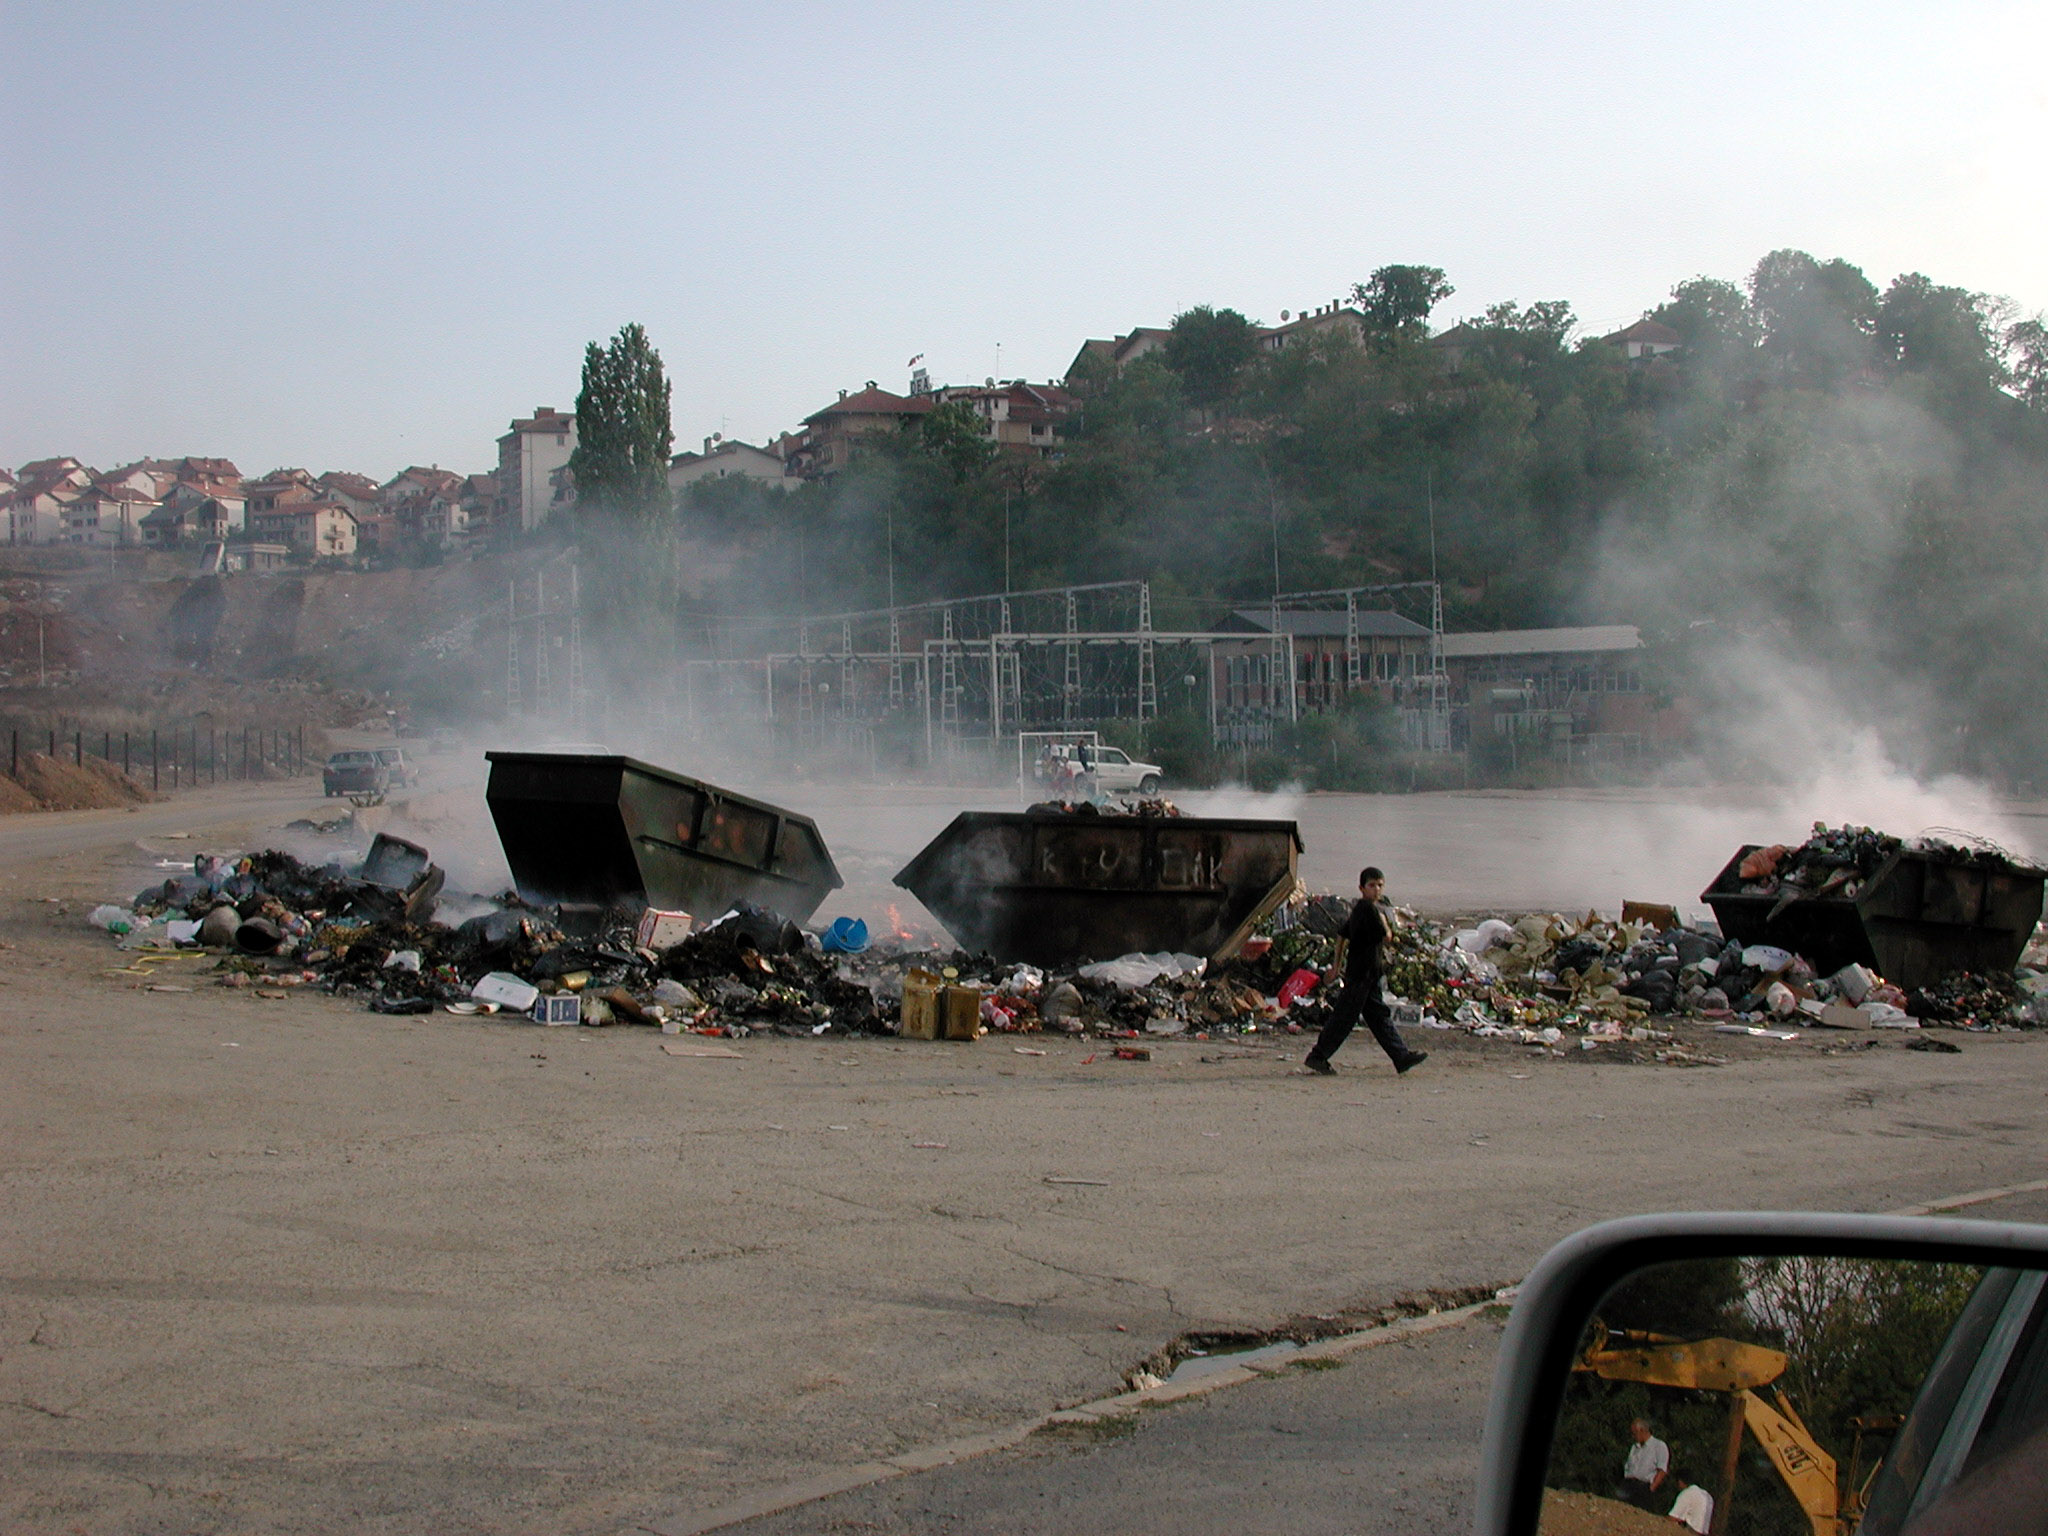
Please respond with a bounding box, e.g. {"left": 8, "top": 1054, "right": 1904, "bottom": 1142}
{"left": 3, "top": 779, "right": 2046, "bottom": 1535}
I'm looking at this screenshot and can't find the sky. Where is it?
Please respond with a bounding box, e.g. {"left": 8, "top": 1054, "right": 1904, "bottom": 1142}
{"left": 4, "top": 0, "right": 2044, "bottom": 480}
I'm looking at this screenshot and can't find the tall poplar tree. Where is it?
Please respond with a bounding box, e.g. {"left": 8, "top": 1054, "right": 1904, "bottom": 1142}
{"left": 569, "top": 323, "right": 673, "bottom": 518}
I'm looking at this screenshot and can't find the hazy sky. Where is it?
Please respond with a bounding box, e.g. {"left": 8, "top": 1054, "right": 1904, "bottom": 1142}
{"left": 4, "top": 1, "right": 2043, "bottom": 479}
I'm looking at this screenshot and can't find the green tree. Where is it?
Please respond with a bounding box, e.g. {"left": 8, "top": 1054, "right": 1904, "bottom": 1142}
{"left": 1748, "top": 249, "right": 1879, "bottom": 387}
{"left": 1352, "top": 264, "right": 1454, "bottom": 338}
{"left": 918, "top": 399, "right": 999, "bottom": 482}
{"left": 1162, "top": 305, "right": 1259, "bottom": 408}
{"left": 569, "top": 322, "right": 674, "bottom": 517}
{"left": 1650, "top": 275, "right": 1759, "bottom": 357}
{"left": 1877, "top": 273, "right": 2004, "bottom": 389}
{"left": 2007, "top": 315, "right": 2048, "bottom": 408}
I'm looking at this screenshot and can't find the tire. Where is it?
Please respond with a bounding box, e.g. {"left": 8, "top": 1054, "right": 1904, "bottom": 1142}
{"left": 1138, "top": 774, "right": 1161, "bottom": 795}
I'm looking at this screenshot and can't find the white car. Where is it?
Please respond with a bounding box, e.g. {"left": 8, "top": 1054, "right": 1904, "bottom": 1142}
{"left": 1080, "top": 745, "right": 1162, "bottom": 795}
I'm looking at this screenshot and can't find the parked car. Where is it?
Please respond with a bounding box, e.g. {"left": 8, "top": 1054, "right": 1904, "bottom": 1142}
{"left": 1083, "top": 744, "right": 1163, "bottom": 795}
{"left": 375, "top": 747, "right": 420, "bottom": 789}
{"left": 322, "top": 750, "right": 389, "bottom": 797}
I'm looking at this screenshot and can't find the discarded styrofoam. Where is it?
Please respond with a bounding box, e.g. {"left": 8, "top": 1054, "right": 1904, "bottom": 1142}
{"left": 1078, "top": 952, "right": 1207, "bottom": 990}
{"left": 472, "top": 971, "right": 540, "bottom": 1011}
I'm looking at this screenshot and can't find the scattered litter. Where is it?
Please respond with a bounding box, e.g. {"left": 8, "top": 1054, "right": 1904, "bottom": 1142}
{"left": 660, "top": 1042, "right": 743, "bottom": 1058}
{"left": 1044, "top": 1176, "right": 1110, "bottom": 1186}
{"left": 1013, "top": 1047, "right": 1047, "bottom": 1056}
{"left": 911, "top": 1140, "right": 947, "bottom": 1149}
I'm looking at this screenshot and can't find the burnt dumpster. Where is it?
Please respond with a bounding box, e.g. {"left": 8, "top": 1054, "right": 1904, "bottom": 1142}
{"left": 894, "top": 809, "right": 1302, "bottom": 966}
{"left": 1702, "top": 833, "right": 2045, "bottom": 992}
{"left": 485, "top": 752, "right": 841, "bottom": 933}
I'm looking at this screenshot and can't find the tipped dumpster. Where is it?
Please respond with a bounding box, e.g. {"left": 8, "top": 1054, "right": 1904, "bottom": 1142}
{"left": 1702, "top": 835, "right": 2045, "bottom": 992}
{"left": 894, "top": 809, "right": 1303, "bottom": 966}
{"left": 485, "top": 752, "right": 841, "bottom": 934}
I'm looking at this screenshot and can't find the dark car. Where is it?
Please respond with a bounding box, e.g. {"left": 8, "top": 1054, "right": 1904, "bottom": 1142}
{"left": 322, "top": 750, "right": 389, "bottom": 797}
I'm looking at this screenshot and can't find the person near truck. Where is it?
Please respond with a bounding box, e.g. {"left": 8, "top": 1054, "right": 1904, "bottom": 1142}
{"left": 1618, "top": 1418, "right": 1670, "bottom": 1509}
{"left": 1666, "top": 1469, "right": 1713, "bottom": 1534}
{"left": 1303, "top": 867, "right": 1427, "bottom": 1076}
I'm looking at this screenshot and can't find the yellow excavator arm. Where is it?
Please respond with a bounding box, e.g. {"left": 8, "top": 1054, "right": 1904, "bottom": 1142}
{"left": 1742, "top": 1389, "right": 1841, "bottom": 1536}
{"left": 1576, "top": 1330, "right": 1843, "bottom": 1536}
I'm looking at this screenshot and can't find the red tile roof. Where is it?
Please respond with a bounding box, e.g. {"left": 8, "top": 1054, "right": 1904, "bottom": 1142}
{"left": 803, "top": 386, "right": 934, "bottom": 424}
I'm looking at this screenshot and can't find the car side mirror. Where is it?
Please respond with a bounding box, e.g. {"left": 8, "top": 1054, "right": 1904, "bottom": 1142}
{"left": 1475, "top": 1214, "right": 2048, "bottom": 1536}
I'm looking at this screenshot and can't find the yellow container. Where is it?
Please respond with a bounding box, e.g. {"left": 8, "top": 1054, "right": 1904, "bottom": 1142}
{"left": 900, "top": 969, "right": 941, "bottom": 1040}
{"left": 942, "top": 984, "right": 984, "bottom": 1041}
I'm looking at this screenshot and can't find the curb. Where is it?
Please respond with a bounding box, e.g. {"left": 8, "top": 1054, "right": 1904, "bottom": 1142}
{"left": 638, "top": 1298, "right": 1499, "bottom": 1536}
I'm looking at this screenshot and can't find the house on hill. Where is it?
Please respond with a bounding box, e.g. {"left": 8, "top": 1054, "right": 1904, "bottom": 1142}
{"left": 252, "top": 500, "right": 357, "bottom": 558}
{"left": 787, "top": 385, "right": 932, "bottom": 479}
{"left": 669, "top": 438, "right": 789, "bottom": 493}
{"left": 1600, "top": 318, "right": 1682, "bottom": 361}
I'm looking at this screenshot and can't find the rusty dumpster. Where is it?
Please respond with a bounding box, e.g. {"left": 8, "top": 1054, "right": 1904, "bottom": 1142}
{"left": 1702, "top": 842, "right": 2045, "bottom": 991}
{"left": 485, "top": 752, "right": 841, "bottom": 933}
{"left": 894, "top": 810, "right": 1303, "bottom": 966}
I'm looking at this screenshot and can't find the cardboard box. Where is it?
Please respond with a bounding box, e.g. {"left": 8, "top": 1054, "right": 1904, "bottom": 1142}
{"left": 636, "top": 908, "right": 694, "bottom": 950}
{"left": 900, "top": 969, "right": 941, "bottom": 1040}
{"left": 942, "top": 984, "right": 984, "bottom": 1041}
{"left": 533, "top": 993, "right": 581, "bottom": 1026}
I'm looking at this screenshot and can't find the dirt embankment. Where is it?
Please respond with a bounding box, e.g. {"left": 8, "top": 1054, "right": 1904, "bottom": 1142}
{"left": 1, "top": 751, "right": 156, "bottom": 813}
{"left": 1539, "top": 1489, "right": 1677, "bottom": 1536}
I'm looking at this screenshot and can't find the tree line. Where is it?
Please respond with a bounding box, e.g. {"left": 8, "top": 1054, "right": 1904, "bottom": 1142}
{"left": 571, "top": 251, "right": 2048, "bottom": 784}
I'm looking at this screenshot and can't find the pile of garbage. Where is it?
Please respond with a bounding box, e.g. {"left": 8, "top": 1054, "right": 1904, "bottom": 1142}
{"left": 89, "top": 832, "right": 2048, "bottom": 1049}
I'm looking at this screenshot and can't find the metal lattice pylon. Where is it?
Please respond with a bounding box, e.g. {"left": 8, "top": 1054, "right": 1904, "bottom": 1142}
{"left": 939, "top": 607, "right": 960, "bottom": 736}
{"left": 505, "top": 579, "right": 522, "bottom": 714}
{"left": 1345, "top": 590, "right": 1361, "bottom": 690}
{"left": 532, "top": 570, "right": 550, "bottom": 717}
{"left": 1137, "top": 581, "right": 1157, "bottom": 720}
{"left": 888, "top": 609, "right": 904, "bottom": 708}
{"left": 840, "top": 619, "right": 854, "bottom": 717}
{"left": 568, "top": 564, "right": 585, "bottom": 726}
{"left": 1269, "top": 595, "right": 1294, "bottom": 723}
{"left": 1062, "top": 589, "right": 1080, "bottom": 725}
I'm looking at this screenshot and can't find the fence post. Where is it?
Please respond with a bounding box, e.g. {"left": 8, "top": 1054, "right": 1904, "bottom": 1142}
{"left": 102, "top": 731, "right": 109, "bottom": 762}
{"left": 123, "top": 731, "right": 129, "bottom": 776}
{"left": 242, "top": 729, "right": 249, "bottom": 780}
{"left": 9, "top": 730, "right": 14, "bottom": 778}
{"left": 47, "top": 729, "right": 54, "bottom": 758}
{"left": 151, "top": 730, "right": 158, "bottom": 792}
{"left": 74, "top": 730, "right": 81, "bottom": 766}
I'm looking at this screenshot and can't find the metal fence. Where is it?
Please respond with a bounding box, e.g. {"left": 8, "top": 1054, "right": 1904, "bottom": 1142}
{"left": 7, "top": 724, "right": 311, "bottom": 792}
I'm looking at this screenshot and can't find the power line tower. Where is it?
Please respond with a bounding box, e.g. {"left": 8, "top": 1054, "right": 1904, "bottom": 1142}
{"left": 506, "top": 579, "right": 522, "bottom": 715}
{"left": 1137, "top": 581, "right": 1158, "bottom": 720}
{"left": 1268, "top": 595, "right": 1295, "bottom": 727}
{"left": 531, "top": 570, "right": 551, "bottom": 718}
{"left": 568, "top": 564, "right": 585, "bottom": 728}
{"left": 1062, "top": 588, "right": 1080, "bottom": 726}
{"left": 1345, "top": 590, "right": 1362, "bottom": 691}
{"left": 938, "top": 606, "right": 960, "bottom": 738}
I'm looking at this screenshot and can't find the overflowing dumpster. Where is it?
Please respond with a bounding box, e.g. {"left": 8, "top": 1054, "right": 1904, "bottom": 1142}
{"left": 1702, "top": 839, "right": 2046, "bottom": 992}
{"left": 485, "top": 752, "right": 841, "bottom": 934}
{"left": 895, "top": 809, "right": 1303, "bottom": 966}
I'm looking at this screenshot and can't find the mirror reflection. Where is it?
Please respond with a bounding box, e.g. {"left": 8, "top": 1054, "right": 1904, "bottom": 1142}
{"left": 1540, "top": 1256, "right": 2048, "bottom": 1536}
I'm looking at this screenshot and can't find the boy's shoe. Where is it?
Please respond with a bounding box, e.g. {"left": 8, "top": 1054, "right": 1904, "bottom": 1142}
{"left": 1303, "top": 1056, "right": 1335, "bottom": 1075}
{"left": 1394, "top": 1050, "right": 1429, "bottom": 1075}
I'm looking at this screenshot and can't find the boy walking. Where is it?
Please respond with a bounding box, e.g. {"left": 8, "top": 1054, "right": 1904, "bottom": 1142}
{"left": 1304, "top": 866, "right": 1427, "bottom": 1076}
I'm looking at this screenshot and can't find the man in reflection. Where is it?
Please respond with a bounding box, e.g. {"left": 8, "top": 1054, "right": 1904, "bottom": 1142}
{"left": 1304, "top": 867, "right": 1427, "bottom": 1076}
{"left": 1665, "top": 1468, "right": 1712, "bottom": 1534}
{"left": 1617, "top": 1417, "right": 1669, "bottom": 1510}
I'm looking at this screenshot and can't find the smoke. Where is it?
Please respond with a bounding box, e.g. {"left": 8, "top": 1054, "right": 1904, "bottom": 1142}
{"left": 1588, "top": 367, "right": 2047, "bottom": 864}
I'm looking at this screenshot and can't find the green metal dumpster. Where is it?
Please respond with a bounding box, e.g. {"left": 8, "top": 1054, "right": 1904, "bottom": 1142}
{"left": 485, "top": 752, "right": 841, "bottom": 933}
{"left": 1702, "top": 842, "right": 2045, "bottom": 991}
{"left": 895, "top": 809, "right": 1303, "bottom": 966}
